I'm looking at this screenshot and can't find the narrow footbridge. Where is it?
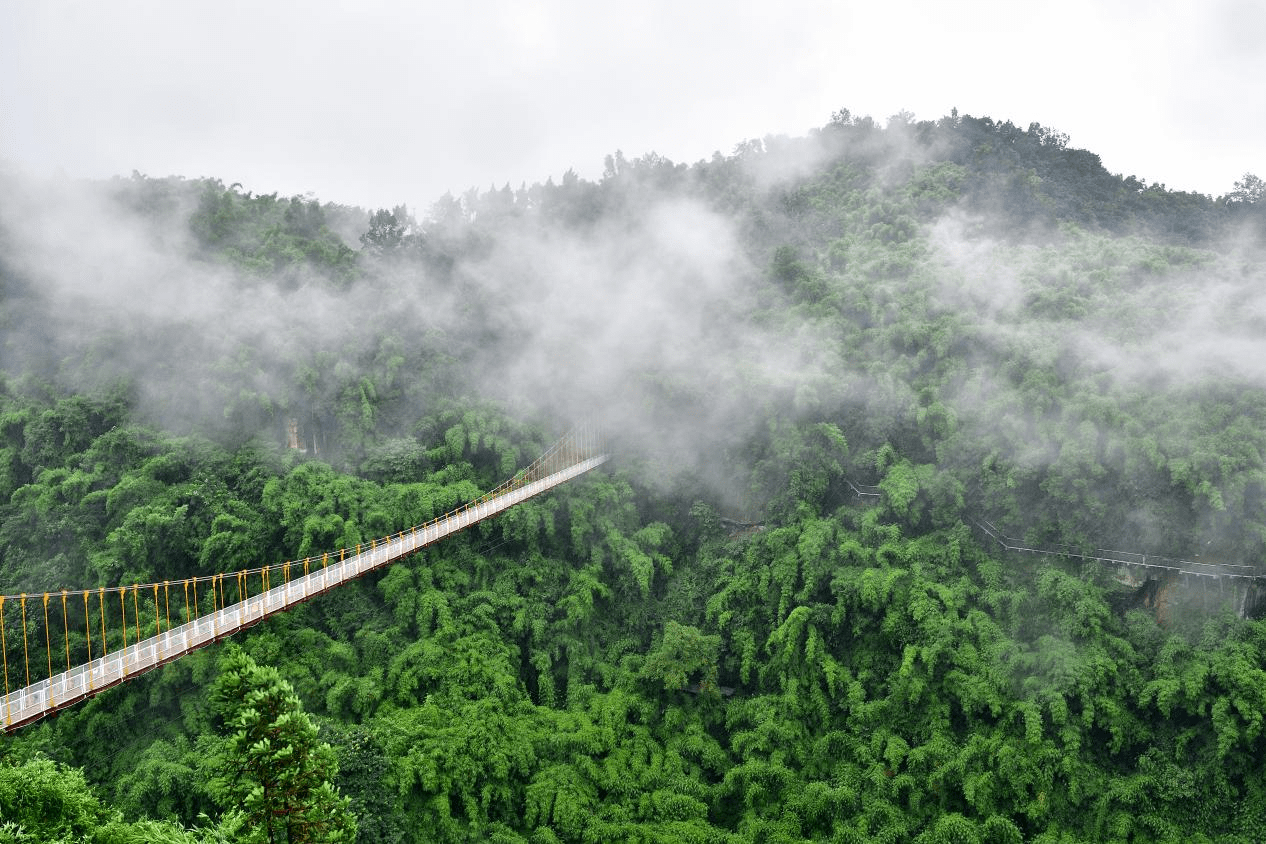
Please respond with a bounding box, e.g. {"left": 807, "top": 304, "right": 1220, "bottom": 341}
{"left": 971, "top": 518, "right": 1262, "bottom": 616}
{"left": 0, "top": 425, "right": 607, "bottom": 732}
{"left": 846, "top": 480, "right": 1261, "bottom": 615}
{"left": 972, "top": 518, "right": 1259, "bottom": 581}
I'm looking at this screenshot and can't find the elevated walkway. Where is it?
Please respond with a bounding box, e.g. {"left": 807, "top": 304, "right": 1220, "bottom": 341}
{"left": 1, "top": 428, "right": 606, "bottom": 731}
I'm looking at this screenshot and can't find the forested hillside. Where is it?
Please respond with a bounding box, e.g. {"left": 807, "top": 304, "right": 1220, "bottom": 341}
{"left": 2, "top": 110, "right": 1265, "bottom": 842}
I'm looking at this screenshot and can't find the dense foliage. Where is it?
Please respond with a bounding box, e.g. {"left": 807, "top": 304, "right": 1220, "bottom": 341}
{"left": 1, "top": 110, "right": 1264, "bottom": 841}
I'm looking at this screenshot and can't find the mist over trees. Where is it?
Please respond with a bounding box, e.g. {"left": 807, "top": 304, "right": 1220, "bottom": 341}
{"left": 1, "top": 109, "right": 1265, "bottom": 842}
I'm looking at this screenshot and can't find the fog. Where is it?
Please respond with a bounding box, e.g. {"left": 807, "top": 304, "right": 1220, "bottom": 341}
{"left": 927, "top": 209, "right": 1266, "bottom": 392}
{"left": 0, "top": 165, "right": 827, "bottom": 513}
{"left": 2, "top": 115, "right": 1264, "bottom": 544}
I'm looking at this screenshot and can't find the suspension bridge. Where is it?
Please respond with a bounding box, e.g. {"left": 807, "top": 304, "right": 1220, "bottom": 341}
{"left": 971, "top": 518, "right": 1263, "bottom": 617}
{"left": 846, "top": 478, "right": 1262, "bottom": 615}
{"left": 0, "top": 425, "right": 607, "bottom": 732}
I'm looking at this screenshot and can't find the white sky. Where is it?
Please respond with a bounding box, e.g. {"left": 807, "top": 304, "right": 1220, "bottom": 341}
{"left": 2, "top": 0, "right": 1263, "bottom": 215}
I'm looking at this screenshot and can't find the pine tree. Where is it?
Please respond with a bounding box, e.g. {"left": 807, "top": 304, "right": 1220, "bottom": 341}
{"left": 207, "top": 646, "right": 357, "bottom": 843}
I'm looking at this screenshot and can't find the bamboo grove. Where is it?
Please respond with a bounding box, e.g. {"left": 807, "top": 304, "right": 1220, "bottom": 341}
{"left": 2, "top": 110, "right": 1266, "bottom": 842}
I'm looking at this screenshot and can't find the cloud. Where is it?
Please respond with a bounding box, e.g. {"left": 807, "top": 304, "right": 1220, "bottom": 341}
{"left": 431, "top": 189, "right": 828, "bottom": 506}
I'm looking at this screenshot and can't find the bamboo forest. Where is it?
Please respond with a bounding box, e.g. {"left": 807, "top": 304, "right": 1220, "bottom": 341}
{"left": 1, "top": 110, "right": 1266, "bottom": 842}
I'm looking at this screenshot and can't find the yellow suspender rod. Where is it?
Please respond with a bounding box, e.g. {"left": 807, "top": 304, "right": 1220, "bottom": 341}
{"left": 120, "top": 588, "right": 127, "bottom": 651}
{"left": 85, "top": 594, "right": 94, "bottom": 688}
{"left": 62, "top": 591, "right": 70, "bottom": 673}
{"left": 42, "top": 594, "right": 52, "bottom": 682}
{"left": 83, "top": 592, "right": 92, "bottom": 663}
{"left": 98, "top": 588, "right": 107, "bottom": 656}
{"left": 43, "top": 594, "right": 54, "bottom": 706}
{"left": 20, "top": 594, "right": 30, "bottom": 688}
{"left": 1, "top": 596, "right": 10, "bottom": 727}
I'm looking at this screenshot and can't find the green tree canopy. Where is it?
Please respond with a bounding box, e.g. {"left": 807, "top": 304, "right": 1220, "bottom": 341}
{"left": 206, "top": 646, "right": 357, "bottom": 844}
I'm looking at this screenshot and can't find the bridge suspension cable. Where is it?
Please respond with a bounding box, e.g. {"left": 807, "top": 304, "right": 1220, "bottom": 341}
{"left": 0, "top": 423, "right": 607, "bottom": 732}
